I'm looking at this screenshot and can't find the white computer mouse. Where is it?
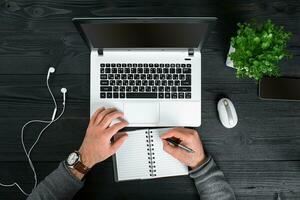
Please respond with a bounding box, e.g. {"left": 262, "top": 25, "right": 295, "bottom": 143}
{"left": 217, "top": 98, "right": 238, "bottom": 128}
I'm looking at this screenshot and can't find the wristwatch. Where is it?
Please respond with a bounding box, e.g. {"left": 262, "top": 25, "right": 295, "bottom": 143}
{"left": 66, "top": 151, "right": 90, "bottom": 175}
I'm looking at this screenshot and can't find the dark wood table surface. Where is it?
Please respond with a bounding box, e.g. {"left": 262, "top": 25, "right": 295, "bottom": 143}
{"left": 0, "top": 0, "right": 300, "bottom": 199}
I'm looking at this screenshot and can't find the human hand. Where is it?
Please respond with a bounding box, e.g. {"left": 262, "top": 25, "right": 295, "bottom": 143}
{"left": 160, "top": 128, "right": 206, "bottom": 169}
{"left": 79, "top": 108, "right": 128, "bottom": 168}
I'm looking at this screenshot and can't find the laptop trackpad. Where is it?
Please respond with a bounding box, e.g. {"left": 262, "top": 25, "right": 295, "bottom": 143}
{"left": 124, "top": 102, "right": 159, "bottom": 124}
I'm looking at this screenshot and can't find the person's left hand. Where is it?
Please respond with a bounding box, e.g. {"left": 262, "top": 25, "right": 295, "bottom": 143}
{"left": 79, "top": 108, "right": 129, "bottom": 169}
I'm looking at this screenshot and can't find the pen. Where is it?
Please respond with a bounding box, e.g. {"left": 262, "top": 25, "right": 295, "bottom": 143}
{"left": 165, "top": 138, "right": 195, "bottom": 153}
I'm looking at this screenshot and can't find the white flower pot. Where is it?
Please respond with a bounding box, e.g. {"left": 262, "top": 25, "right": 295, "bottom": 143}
{"left": 226, "top": 46, "right": 235, "bottom": 69}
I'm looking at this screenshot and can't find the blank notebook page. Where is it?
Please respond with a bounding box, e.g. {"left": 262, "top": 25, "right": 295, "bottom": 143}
{"left": 115, "top": 130, "right": 150, "bottom": 181}
{"left": 150, "top": 128, "right": 188, "bottom": 178}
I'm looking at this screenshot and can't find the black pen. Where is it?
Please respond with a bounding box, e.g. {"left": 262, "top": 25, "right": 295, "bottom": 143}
{"left": 165, "top": 138, "right": 195, "bottom": 153}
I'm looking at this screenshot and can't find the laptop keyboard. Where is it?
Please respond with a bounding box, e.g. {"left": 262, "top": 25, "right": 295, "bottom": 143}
{"left": 99, "top": 63, "right": 191, "bottom": 99}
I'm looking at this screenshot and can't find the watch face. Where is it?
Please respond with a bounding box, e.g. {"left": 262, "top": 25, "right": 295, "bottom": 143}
{"left": 67, "top": 152, "right": 79, "bottom": 166}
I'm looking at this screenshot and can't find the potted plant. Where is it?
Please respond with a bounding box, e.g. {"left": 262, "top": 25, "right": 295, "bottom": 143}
{"left": 226, "top": 20, "right": 292, "bottom": 81}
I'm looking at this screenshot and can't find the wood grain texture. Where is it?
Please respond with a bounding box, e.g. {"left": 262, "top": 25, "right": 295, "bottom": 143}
{"left": 0, "top": 0, "right": 300, "bottom": 199}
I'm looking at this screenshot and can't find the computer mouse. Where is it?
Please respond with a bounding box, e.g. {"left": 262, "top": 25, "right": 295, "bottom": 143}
{"left": 217, "top": 98, "right": 238, "bottom": 128}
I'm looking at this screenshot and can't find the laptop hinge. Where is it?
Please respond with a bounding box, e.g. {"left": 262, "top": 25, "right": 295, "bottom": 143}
{"left": 188, "top": 48, "right": 194, "bottom": 56}
{"left": 97, "top": 49, "right": 103, "bottom": 56}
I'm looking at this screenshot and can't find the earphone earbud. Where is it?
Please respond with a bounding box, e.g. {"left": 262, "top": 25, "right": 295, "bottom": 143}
{"left": 47, "top": 67, "right": 55, "bottom": 80}
{"left": 61, "top": 88, "right": 67, "bottom": 105}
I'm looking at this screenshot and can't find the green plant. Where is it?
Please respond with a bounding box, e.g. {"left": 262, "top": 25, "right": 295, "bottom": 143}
{"left": 229, "top": 20, "right": 292, "bottom": 81}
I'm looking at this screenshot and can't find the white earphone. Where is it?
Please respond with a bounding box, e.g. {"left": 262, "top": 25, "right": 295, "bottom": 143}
{"left": 0, "top": 67, "right": 67, "bottom": 196}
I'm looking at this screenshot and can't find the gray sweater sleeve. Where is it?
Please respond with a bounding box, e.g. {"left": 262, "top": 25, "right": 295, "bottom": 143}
{"left": 189, "top": 155, "right": 236, "bottom": 200}
{"left": 27, "top": 161, "right": 84, "bottom": 200}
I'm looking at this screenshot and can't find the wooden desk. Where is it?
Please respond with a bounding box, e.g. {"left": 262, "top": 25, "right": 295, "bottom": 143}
{"left": 0, "top": 0, "right": 299, "bottom": 199}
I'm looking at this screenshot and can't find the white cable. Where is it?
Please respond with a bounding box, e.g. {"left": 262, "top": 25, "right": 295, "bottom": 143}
{"left": 0, "top": 68, "right": 66, "bottom": 196}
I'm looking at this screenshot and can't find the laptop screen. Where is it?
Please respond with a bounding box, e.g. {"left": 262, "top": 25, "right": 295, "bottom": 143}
{"left": 74, "top": 18, "right": 216, "bottom": 49}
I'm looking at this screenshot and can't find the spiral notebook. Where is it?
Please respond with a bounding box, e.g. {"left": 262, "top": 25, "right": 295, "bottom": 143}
{"left": 113, "top": 128, "right": 188, "bottom": 181}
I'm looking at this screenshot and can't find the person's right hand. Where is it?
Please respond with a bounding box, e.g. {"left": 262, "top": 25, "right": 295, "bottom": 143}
{"left": 160, "top": 128, "right": 206, "bottom": 169}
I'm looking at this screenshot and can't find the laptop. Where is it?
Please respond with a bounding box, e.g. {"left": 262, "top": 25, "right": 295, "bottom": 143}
{"left": 73, "top": 17, "right": 216, "bottom": 127}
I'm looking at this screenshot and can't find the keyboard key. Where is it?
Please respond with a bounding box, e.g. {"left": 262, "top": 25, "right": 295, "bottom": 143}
{"left": 172, "top": 93, "right": 177, "bottom": 99}
{"left": 136, "top": 80, "right": 141, "bottom": 86}
{"left": 171, "top": 87, "right": 177, "bottom": 92}
{"left": 118, "top": 68, "right": 124, "bottom": 73}
{"left": 163, "top": 68, "right": 169, "bottom": 73}
{"left": 142, "top": 80, "right": 148, "bottom": 86}
{"left": 105, "top": 68, "right": 111, "bottom": 73}
{"left": 170, "top": 68, "right": 175, "bottom": 73}
{"left": 121, "top": 74, "right": 127, "bottom": 79}
{"left": 158, "top": 87, "right": 164, "bottom": 92}
{"left": 176, "top": 64, "right": 180, "bottom": 67}
{"left": 138, "top": 68, "right": 143, "bottom": 73}
{"left": 107, "top": 93, "right": 112, "bottom": 98}
{"left": 161, "top": 80, "right": 167, "bottom": 86}
{"left": 173, "top": 74, "right": 178, "bottom": 80}
{"left": 126, "top": 93, "right": 157, "bottom": 98}
{"left": 165, "top": 93, "right": 170, "bottom": 98}
{"left": 112, "top": 68, "right": 117, "bottom": 73}
{"left": 155, "top": 80, "right": 160, "bottom": 86}
{"left": 181, "top": 80, "right": 191, "bottom": 85}
{"left": 183, "top": 68, "right": 191, "bottom": 73}
{"left": 160, "top": 74, "right": 165, "bottom": 79}
{"left": 179, "top": 74, "right": 185, "bottom": 80}
{"left": 113, "top": 93, "right": 119, "bottom": 98}
{"left": 100, "top": 74, "right": 107, "bottom": 79}
{"left": 126, "top": 86, "right": 132, "bottom": 92}
{"left": 138, "top": 63, "right": 143, "bottom": 67}
{"left": 157, "top": 68, "right": 162, "bottom": 73}
{"left": 123, "top": 80, "right": 129, "bottom": 86}
{"left": 115, "top": 74, "right": 120, "bottom": 79}
{"left": 101, "top": 86, "right": 112, "bottom": 91}
{"left": 147, "top": 74, "right": 152, "bottom": 79}
{"left": 120, "top": 93, "right": 125, "bottom": 98}
{"left": 149, "top": 80, "right": 154, "bottom": 86}
{"left": 168, "top": 81, "right": 174, "bottom": 86}
{"left": 100, "top": 68, "right": 105, "bottom": 73}
{"left": 106, "top": 63, "right": 110, "bottom": 67}
{"left": 154, "top": 63, "right": 159, "bottom": 67}
{"left": 146, "top": 86, "right": 151, "bottom": 92}
{"left": 100, "top": 80, "right": 109, "bottom": 85}
{"left": 179, "top": 93, "right": 184, "bottom": 99}
{"left": 120, "top": 86, "right": 125, "bottom": 92}
{"left": 125, "top": 68, "right": 130, "bottom": 73}
{"left": 165, "top": 87, "right": 170, "bottom": 92}
{"left": 178, "top": 87, "right": 191, "bottom": 92}
{"left": 144, "top": 68, "right": 149, "bottom": 73}
{"left": 139, "top": 86, "right": 145, "bottom": 92}
{"left": 133, "top": 86, "right": 138, "bottom": 92}
{"left": 133, "top": 64, "right": 137, "bottom": 67}
{"left": 187, "top": 64, "right": 191, "bottom": 67}
{"left": 100, "top": 64, "right": 105, "bottom": 67}
{"left": 111, "top": 63, "right": 116, "bottom": 67}
{"left": 175, "top": 80, "right": 180, "bottom": 86}
{"left": 129, "top": 80, "right": 135, "bottom": 85}
{"left": 150, "top": 68, "right": 156, "bottom": 73}
{"left": 108, "top": 74, "right": 114, "bottom": 79}
{"left": 113, "top": 86, "right": 119, "bottom": 92}
{"left": 134, "top": 74, "right": 140, "bottom": 79}
{"left": 100, "top": 93, "right": 106, "bottom": 98}
{"left": 116, "top": 80, "right": 122, "bottom": 86}
{"left": 185, "top": 93, "right": 191, "bottom": 98}
{"left": 131, "top": 68, "right": 137, "bottom": 73}
{"left": 186, "top": 75, "right": 191, "bottom": 80}
{"left": 128, "top": 74, "right": 133, "bottom": 79}
{"left": 171, "top": 64, "right": 175, "bottom": 67}
{"left": 176, "top": 68, "right": 182, "bottom": 73}
{"left": 110, "top": 80, "right": 115, "bottom": 86}
{"left": 122, "top": 64, "right": 126, "bottom": 67}
{"left": 166, "top": 74, "right": 172, "bottom": 79}
{"left": 117, "top": 63, "right": 121, "bottom": 67}
{"left": 159, "top": 93, "right": 164, "bottom": 98}
{"left": 141, "top": 74, "right": 146, "bottom": 79}
{"left": 152, "top": 87, "right": 157, "bottom": 92}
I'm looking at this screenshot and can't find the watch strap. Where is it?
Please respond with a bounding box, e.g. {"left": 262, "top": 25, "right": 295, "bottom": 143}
{"left": 74, "top": 160, "right": 90, "bottom": 175}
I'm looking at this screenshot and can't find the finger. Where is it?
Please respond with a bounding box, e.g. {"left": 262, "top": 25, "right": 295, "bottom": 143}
{"left": 160, "top": 128, "right": 190, "bottom": 140}
{"left": 111, "top": 133, "right": 128, "bottom": 153}
{"left": 106, "top": 120, "right": 129, "bottom": 138}
{"left": 95, "top": 108, "right": 117, "bottom": 125}
{"left": 162, "top": 140, "right": 187, "bottom": 160}
{"left": 89, "top": 107, "right": 104, "bottom": 126}
{"left": 100, "top": 111, "right": 124, "bottom": 129}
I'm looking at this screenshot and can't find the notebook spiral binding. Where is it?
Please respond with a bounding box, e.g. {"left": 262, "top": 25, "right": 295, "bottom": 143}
{"left": 146, "top": 130, "right": 156, "bottom": 177}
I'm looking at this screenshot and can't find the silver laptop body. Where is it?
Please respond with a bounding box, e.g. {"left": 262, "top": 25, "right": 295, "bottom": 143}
{"left": 73, "top": 17, "right": 217, "bottom": 127}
